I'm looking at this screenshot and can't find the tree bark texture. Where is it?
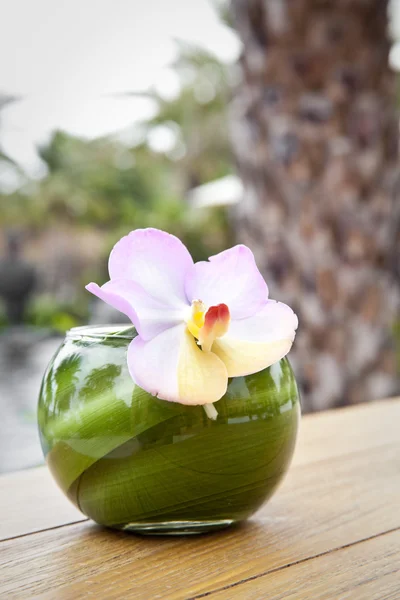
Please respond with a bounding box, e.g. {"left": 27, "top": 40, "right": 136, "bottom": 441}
{"left": 230, "top": 0, "right": 400, "bottom": 411}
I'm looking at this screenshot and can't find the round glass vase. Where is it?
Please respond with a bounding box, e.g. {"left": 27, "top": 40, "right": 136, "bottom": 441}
{"left": 38, "top": 325, "right": 300, "bottom": 535}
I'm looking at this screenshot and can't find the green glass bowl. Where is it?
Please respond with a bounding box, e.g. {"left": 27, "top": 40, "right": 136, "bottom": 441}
{"left": 38, "top": 325, "right": 300, "bottom": 535}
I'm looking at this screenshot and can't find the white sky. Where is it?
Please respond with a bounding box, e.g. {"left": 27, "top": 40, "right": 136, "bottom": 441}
{"left": 0, "top": 0, "right": 240, "bottom": 180}
{"left": 2, "top": 0, "right": 400, "bottom": 186}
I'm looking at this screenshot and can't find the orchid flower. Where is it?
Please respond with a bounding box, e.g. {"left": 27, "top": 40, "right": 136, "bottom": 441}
{"left": 86, "top": 228, "right": 298, "bottom": 416}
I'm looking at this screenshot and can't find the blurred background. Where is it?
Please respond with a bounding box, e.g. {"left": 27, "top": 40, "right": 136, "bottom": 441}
{"left": 0, "top": 0, "right": 399, "bottom": 473}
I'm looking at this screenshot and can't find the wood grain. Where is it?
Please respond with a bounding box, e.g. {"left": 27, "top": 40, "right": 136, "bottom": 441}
{"left": 209, "top": 529, "right": 400, "bottom": 600}
{"left": 0, "top": 466, "right": 84, "bottom": 541}
{"left": 1, "top": 441, "right": 399, "bottom": 599}
{"left": 1, "top": 399, "right": 399, "bottom": 599}
{"left": 292, "top": 398, "right": 400, "bottom": 467}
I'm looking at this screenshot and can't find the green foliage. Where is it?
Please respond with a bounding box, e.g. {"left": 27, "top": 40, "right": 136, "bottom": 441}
{"left": 1, "top": 42, "right": 234, "bottom": 234}
{"left": 0, "top": 38, "right": 235, "bottom": 327}
{"left": 2, "top": 133, "right": 173, "bottom": 229}
{"left": 0, "top": 292, "right": 84, "bottom": 333}
{"left": 25, "top": 294, "right": 88, "bottom": 333}
{"left": 0, "top": 303, "right": 7, "bottom": 328}
{"left": 212, "top": 0, "right": 234, "bottom": 28}
{"left": 134, "top": 42, "right": 234, "bottom": 187}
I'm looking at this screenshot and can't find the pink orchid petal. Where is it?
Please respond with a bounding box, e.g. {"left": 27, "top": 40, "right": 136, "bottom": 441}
{"left": 86, "top": 281, "right": 138, "bottom": 326}
{"left": 86, "top": 280, "right": 186, "bottom": 340}
{"left": 185, "top": 245, "right": 268, "bottom": 319}
{"left": 212, "top": 301, "right": 298, "bottom": 377}
{"left": 108, "top": 228, "right": 193, "bottom": 305}
{"left": 128, "top": 325, "right": 228, "bottom": 405}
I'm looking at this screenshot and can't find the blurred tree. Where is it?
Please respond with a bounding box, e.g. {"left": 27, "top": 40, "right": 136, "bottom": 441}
{"left": 130, "top": 43, "right": 235, "bottom": 190}
{"left": 230, "top": 0, "right": 400, "bottom": 411}
{"left": 0, "top": 36, "right": 237, "bottom": 330}
{"left": 0, "top": 232, "right": 36, "bottom": 324}
{"left": 36, "top": 131, "right": 168, "bottom": 225}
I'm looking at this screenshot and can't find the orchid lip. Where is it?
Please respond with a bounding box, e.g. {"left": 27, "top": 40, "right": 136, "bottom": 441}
{"left": 186, "top": 299, "right": 231, "bottom": 353}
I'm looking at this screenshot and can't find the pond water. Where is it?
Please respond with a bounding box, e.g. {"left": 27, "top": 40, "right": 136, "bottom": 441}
{"left": 0, "top": 329, "right": 62, "bottom": 474}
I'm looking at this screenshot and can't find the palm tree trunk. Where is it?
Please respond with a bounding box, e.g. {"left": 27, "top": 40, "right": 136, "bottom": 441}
{"left": 230, "top": 0, "right": 400, "bottom": 411}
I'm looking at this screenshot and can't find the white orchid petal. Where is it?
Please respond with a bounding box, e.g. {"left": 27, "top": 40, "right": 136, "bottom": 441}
{"left": 185, "top": 245, "right": 268, "bottom": 319}
{"left": 128, "top": 325, "right": 228, "bottom": 405}
{"left": 109, "top": 228, "right": 193, "bottom": 305}
{"left": 86, "top": 280, "right": 186, "bottom": 340}
{"left": 212, "top": 301, "right": 298, "bottom": 377}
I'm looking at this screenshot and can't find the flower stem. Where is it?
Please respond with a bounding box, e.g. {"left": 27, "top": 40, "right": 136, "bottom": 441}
{"left": 203, "top": 403, "right": 218, "bottom": 421}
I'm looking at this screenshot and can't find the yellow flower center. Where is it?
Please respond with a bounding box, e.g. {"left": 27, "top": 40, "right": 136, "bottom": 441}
{"left": 187, "top": 299, "right": 230, "bottom": 353}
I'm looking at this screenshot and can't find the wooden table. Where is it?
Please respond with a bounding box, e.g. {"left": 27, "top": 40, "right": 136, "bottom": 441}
{"left": 1, "top": 399, "right": 399, "bottom": 599}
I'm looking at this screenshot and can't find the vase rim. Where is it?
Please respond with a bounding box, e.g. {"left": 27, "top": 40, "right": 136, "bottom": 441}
{"left": 67, "top": 324, "right": 136, "bottom": 340}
